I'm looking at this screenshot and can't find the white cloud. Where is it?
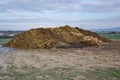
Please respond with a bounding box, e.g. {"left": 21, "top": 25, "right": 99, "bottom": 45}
{"left": 0, "top": 0, "right": 120, "bottom": 13}
{"left": 0, "top": 0, "right": 120, "bottom": 30}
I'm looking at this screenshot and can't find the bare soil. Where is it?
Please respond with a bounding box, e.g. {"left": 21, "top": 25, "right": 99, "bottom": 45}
{"left": 0, "top": 41, "right": 120, "bottom": 70}
{"left": 0, "top": 41, "right": 120, "bottom": 80}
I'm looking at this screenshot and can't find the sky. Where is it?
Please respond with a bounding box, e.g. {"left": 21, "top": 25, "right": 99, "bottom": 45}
{"left": 0, "top": 0, "right": 120, "bottom": 30}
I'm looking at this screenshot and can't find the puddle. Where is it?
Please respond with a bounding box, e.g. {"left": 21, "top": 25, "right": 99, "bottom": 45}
{"left": 0, "top": 45, "right": 14, "bottom": 53}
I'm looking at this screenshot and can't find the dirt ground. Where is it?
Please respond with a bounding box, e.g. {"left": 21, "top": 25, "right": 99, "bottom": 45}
{"left": 0, "top": 41, "right": 120, "bottom": 70}
{"left": 0, "top": 41, "right": 120, "bottom": 80}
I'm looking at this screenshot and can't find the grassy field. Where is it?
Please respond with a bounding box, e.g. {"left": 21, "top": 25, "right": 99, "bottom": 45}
{"left": 0, "top": 66, "right": 120, "bottom": 80}
{"left": 0, "top": 38, "right": 12, "bottom": 45}
{"left": 0, "top": 37, "right": 120, "bottom": 80}
{"left": 99, "top": 33, "right": 120, "bottom": 40}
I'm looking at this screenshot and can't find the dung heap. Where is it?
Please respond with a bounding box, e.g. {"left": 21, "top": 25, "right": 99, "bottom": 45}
{"left": 4, "top": 25, "right": 110, "bottom": 49}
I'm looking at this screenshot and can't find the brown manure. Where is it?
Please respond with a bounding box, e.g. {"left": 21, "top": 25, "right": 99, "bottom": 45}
{"left": 4, "top": 25, "right": 110, "bottom": 49}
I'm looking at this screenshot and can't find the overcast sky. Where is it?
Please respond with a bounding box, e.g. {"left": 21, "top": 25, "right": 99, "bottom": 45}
{"left": 0, "top": 0, "right": 120, "bottom": 30}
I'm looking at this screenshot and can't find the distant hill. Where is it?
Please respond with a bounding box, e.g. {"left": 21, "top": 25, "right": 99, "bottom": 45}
{"left": 91, "top": 27, "right": 120, "bottom": 32}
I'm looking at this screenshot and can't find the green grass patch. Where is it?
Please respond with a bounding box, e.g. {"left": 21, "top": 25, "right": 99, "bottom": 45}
{"left": 99, "top": 33, "right": 120, "bottom": 40}
{"left": 0, "top": 66, "right": 81, "bottom": 80}
{"left": 0, "top": 66, "right": 120, "bottom": 80}
{"left": 85, "top": 68, "right": 120, "bottom": 80}
{"left": 0, "top": 38, "right": 12, "bottom": 45}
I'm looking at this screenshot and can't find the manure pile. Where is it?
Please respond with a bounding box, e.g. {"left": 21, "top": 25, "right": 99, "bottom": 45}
{"left": 4, "top": 25, "right": 110, "bottom": 49}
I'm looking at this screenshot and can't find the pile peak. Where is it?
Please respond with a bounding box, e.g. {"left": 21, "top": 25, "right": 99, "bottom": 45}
{"left": 4, "top": 25, "right": 110, "bottom": 49}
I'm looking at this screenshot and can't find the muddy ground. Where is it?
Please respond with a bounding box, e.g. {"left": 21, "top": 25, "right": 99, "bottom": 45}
{"left": 0, "top": 41, "right": 120, "bottom": 80}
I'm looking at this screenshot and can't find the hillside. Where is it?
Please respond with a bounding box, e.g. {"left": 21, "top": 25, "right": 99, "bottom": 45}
{"left": 4, "top": 25, "right": 109, "bottom": 49}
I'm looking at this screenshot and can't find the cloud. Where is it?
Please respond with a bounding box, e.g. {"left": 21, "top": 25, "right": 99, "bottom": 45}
{"left": 0, "top": 16, "right": 120, "bottom": 30}
{"left": 0, "top": 0, "right": 80, "bottom": 12}
{"left": 0, "top": 0, "right": 120, "bottom": 13}
{"left": 81, "top": 0, "right": 120, "bottom": 12}
{"left": 78, "top": 16, "right": 120, "bottom": 29}
{"left": 0, "top": 0, "right": 120, "bottom": 30}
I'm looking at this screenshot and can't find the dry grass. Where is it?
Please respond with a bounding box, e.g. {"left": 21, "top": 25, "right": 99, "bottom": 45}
{"left": 0, "top": 41, "right": 120, "bottom": 80}
{"left": 1, "top": 44, "right": 120, "bottom": 70}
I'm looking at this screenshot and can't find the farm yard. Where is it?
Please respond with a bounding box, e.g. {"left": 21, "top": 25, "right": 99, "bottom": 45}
{"left": 0, "top": 0, "right": 120, "bottom": 79}
{"left": 0, "top": 41, "right": 120, "bottom": 80}
{"left": 0, "top": 31, "right": 120, "bottom": 80}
